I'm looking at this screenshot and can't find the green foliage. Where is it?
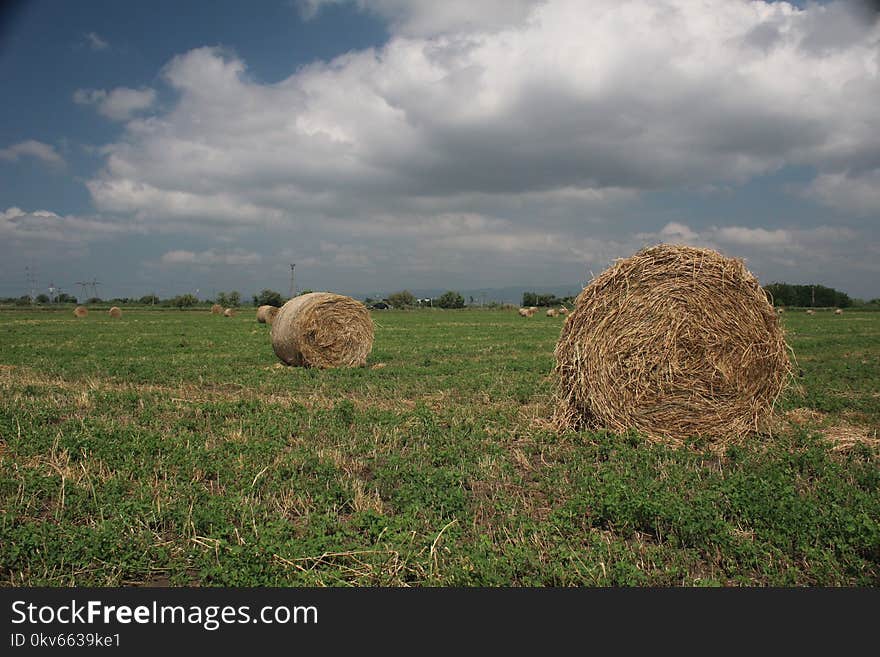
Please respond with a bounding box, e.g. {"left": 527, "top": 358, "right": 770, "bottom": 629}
{"left": 252, "top": 289, "right": 284, "bottom": 307}
{"left": 35, "top": 294, "right": 49, "bottom": 304}
{"left": 216, "top": 291, "right": 241, "bottom": 308}
{"left": 765, "top": 282, "right": 851, "bottom": 308}
{"left": 387, "top": 290, "right": 416, "bottom": 308}
{"left": 172, "top": 293, "right": 199, "bottom": 309}
{"left": 436, "top": 291, "right": 465, "bottom": 308}
{"left": 138, "top": 294, "right": 160, "bottom": 305}
{"left": 522, "top": 291, "right": 574, "bottom": 307}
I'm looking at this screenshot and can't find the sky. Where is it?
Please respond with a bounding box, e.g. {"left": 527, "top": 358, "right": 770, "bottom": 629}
{"left": 1, "top": 0, "right": 878, "bottom": 302}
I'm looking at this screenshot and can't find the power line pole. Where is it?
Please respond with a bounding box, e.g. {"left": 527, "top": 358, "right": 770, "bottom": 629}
{"left": 25, "top": 265, "right": 37, "bottom": 303}
{"left": 91, "top": 279, "right": 101, "bottom": 301}
{"left": 289, "top": 263, "right": 296, "bottom": 298}
{"left": 75, "top": 281, "right": 89, "bottom": 303}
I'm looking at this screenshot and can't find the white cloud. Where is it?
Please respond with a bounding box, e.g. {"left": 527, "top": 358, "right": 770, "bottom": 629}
{"left": 72, "top": 0, "right": 880, "bottom": 293}
{"left": 0, "top": 207, "right": 133, "bottom": 243}
{"left": 74, "top": 87, "right": 157, "bottom": 121}
{"left": 85, "top": 32, "right": 109, "bottom": 51}
{"left": 160, "top": 249, "right": 263, "bottom": 266}
{"left": 0, "top": 140, "right": 65, "bottom": 166}
{"left": 715, "top": 226, "right": 792, "bottom": 248}
{"left": 804, "top": 169, "right": 880, "bottom": 215}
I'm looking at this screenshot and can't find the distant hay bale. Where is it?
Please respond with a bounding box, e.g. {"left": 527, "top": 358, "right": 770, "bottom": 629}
{"left": 559, "top": 307, "right": 569, "bottom": 315}
{"left": 806, "top": 309, "right": 815, "bottom": 315}
{"left": 527, "top": 308, "right": 537, "bottom": 317}
{"left": 211, "top": 304, "right": 222, "bottom": 314}
{"left": 834, "top": 309, "right": 843, "bottom": 315}
{"left": 529, "top": 306, "right": 538, "bottom": 312}
{"left": 256, "top": 305, "right": 279, "bottom": 324}
{"left": 108, "top": 306, "right": 122, "bottom": 318}
{"left": 223, "top": 308, "right": 235, "bottom": 317}
{"left": 518, "top": 308, "right": 530, "bottom": 317}
{"left": 554, "top": 244, "right": 791, "bottom": 441}
{"left": 271, "top": 292, "right": 373, "bottom": 368}
{"left": 546, "top": 308, "right": 558, "bottom": 317}
{"left": 73, "top": 306, "right": 88, "bottom": 318}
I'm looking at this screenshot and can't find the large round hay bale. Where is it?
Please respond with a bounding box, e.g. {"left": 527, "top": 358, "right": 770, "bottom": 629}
{"left": 834, "top": 309, "right": 843, "bottom": 315}
{"left": 256, "top": 305, "right": 279, "bottom": 324}
{"left": 211, "top": 304, "right": 222, "bottom": 314}
{"left": 518, "top": 308, "right": 530, "bottom": 317}
{"left": 73, "top": 306, "right": 88, "bottom": 318}
{"left": 108, "top": 306, "right": 122, "bottom": 318}
{"left": 271, "top": 292, "right": 373, "bottom": 368}
{"left": 546, "top": 308, "right": 558, "bottom": 317}
{"left": 223, "top": 308, "right": 235, "bottom": 317}
{"left": 554, "top": 244, "right": 791, "bottom": 440}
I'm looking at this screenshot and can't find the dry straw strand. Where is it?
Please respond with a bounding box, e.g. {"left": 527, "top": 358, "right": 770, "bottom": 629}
{"left": 271, "top": 292, "right": 373, "bottom": 368}
{"left": 553, "top": 243, "right": 792, "bottom": 442}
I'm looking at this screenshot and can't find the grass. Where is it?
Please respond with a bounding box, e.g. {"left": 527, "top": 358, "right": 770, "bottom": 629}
{"left": 0, "top": 307, "right": 877, "bottom": 586}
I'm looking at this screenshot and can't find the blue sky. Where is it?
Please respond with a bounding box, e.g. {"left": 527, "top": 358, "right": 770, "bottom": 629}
{"left": 1, "top": 0, "right": 878, "bottom": 302}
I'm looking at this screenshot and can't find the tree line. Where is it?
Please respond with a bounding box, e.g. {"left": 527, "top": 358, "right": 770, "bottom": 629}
{"left": 764, "top": 283, "right": 852, "bottom": 308}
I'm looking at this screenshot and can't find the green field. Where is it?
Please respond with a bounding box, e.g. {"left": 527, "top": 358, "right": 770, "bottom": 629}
{"left": 1, "top": 307, "right": 878, "bottom": 586}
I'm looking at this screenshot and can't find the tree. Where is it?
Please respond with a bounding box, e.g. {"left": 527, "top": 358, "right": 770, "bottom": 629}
{"left": 216, "top": 291, "right": 241, "bottom": 307}
{"left": 436, "top": 291, "right": 465, "bottom": 309}
{"left": 139, "top": 294, "right": 160, "bottom": 305}
{"left": 253, "top": 289, "right": 284, "bottom": 307}
{"left": 387, "top": 290, "right": 416, "bottom": 308}
{"left": 35, "top": 294, "right": 49, "bottom": 304}
{"left": 57, "top": 293, "right": 77, "bottom": 303}
{"left": 764, "top": 283, "right": 851, "bottom": 308}
{"left": 172, "top": 294, "right": 198, "bottom": 309}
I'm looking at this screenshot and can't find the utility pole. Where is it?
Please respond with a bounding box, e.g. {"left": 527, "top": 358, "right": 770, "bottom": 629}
{"left": 25, "top": 265, "right": 37, "bottom": 303}
{"left": 76, "top": 281, "right": 89, "bottom": 303}
{"left": 91, "top": 279, "right": 101, "bottom": 301}
{"left": 289, "top": 263, "right": 296, "bottom": 298}
{"left": 811, "top": 285, "right": 815, "bottom": 308}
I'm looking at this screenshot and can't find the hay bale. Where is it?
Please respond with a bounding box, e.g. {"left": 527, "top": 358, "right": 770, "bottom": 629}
{"left": 256, "top": 305, "right": 273, "bottom": 323}
{"left": 73, "top": 306, "right": 88, "bottom": 318}
{"left": 211, "top": 304, "right": 222, "bottom": 314}
{"left": 834, "top": 309, "right": 843, "bottom": 315}
{"left": 271, "top": 292, "right": 373, "bottom": 368}
{"left": 527, "top": 308, "right": 537, "bottom": 317}
{"left": 554, "top": 244, "right": 791, "bottom": 440}
{"left": 223, "top": 308, "right": 235, "bottom": 317}
{"left": 546, "top": 308, "right": 558, "bottom": 317}
{"left": 805, "top": 309, "right": 815, "bottom": 315}
{"left": 256, "top": 305, "right": 279, "bottom": 324}
{"left": 518, "top": 308, "right": 530, "bottom": 317}
{"left": 108, "top": 306, "right": 122, "bottom": 318}
{"left": 559, "top": 307, "right": 569, "bottom": 315}
{"left": 529, "top": 306, "right": 538, "bottom": 312}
